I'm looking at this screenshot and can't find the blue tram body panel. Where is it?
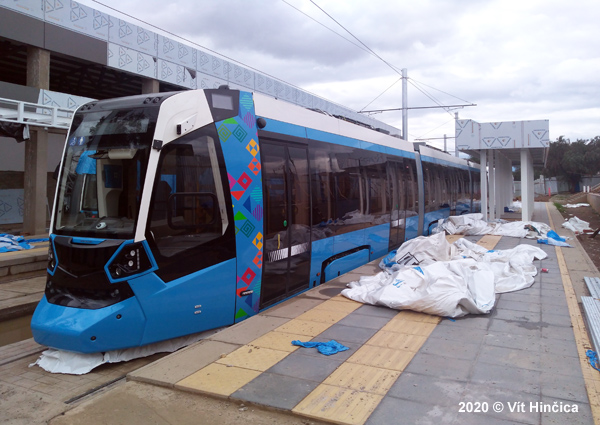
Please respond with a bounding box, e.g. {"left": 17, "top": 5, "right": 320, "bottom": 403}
{"left": 324, "top": 249, "right": 370, "bottom": 282}
{"left": 130, "top": 259, "right": 237, "bottom": 345}
{"left": 31, "top": 295, "right": 146, "bottom": 353}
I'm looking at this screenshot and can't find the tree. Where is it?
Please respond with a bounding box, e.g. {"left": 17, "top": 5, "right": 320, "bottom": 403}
{"left": 544, "top": 136, "right": 600, "bottom": 192}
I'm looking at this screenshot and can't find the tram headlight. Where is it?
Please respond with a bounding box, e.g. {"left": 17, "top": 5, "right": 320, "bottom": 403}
{"left": 107, "top": 242, "right": 152, "bottom": 281}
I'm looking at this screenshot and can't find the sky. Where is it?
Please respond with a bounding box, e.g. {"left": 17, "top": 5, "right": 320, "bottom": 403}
{"left": 86, "top": 0, "right": 600, "bottom": 151}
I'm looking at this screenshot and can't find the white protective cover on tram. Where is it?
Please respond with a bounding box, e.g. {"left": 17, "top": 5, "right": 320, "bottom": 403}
{"left": 341, "top": 232, "right": 547, "bottom": 318}
{"left": 31, "top": 329, "right": 220, "bottom": 375}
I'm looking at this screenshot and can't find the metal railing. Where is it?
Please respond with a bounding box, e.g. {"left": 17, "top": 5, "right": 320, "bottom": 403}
{"left": 0, "top": 97, "right": 74, "bottom": 130}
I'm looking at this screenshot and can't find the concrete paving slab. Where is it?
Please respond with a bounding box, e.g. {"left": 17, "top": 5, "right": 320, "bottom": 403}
{"left": 470, "top": 360, "right": 541, "bottom": 394}
{"left": 231, "top": 372, "right": 320, "bottom": 410}
{"left": 432, "top": 322, "right": 490, "bottom": 343}
{"left": 215, "top": 344, "right": 289, "bottom": 372}
{"left": 541, "top": 300, "right": 570, "bottom": 316}
{"left": 420, "top": 336, "right": 481, "bottom": 360}
{"left": 292, "top": 383, "right": 384, "bottom": 425}
{"left": 437, "top": 314, "right": 492, "bottom": 330}
{"left": 175, "top": 363, "right": 261, "bottom": 397}
{"left": 388, "top": 371, "right": 467, "bottom": 407}
{"left": 336, "top": 312, "right": 393, "bottom": 330}
{"left": 1, "top": 276, "right": 45, "bottom": 294}
{"left": 380, "top": 317, "right": 437, "bottom": 336}
{"left": 496, "top": 298, "right": 542, "bottom": 314}
{"left": 365, "top": 330, "right": 428, "bottom": 352}
{"left": 403, "top": 352, "right": 473, "bottom": 381}
{"left": 494, "top": 308, "right": 540, "bottom": 323}
{"left": 316, "top": 323, "right": 379, "bottom": 344}
{"left": 294, "top": 308, "right": 351, "bottom": 324}
{"left": 274, "top": 318, "right": 333, "bottom": 337}
{"left": 352, "top": 304, "right": 400, "bottom": 319}
{"left": 478, "top": 344, "right": 542, "bottom": 371}
{"left": 312, "top": 298, "right": 362, "bottom": 313}
{"left": 540, "top": 352, "right": 586, "bottom": 377}
{"left": 322, "top": 362, "right": 400, "bottom": 395}
{"left": 460, "top": 383, "right": 541, "bottom": 425}
{"left": 541, "top": 322, "right": 576, "bottom": 341}
{"left": 249, "top": 330, "right": 304, "bottom": 352}
{"left": 366, "top": 396, "right": 458, "bottom": 425}
{"left": 128, "top": 340, "right": 240, "bottom": 386}
{"left": 208, "top": 315, "right": 289, "bottom": 345}
{"left": 266, "top": 351, "right": 343, "bottom": 382}
{"left": 483, "top": 332, "right": 541, "bottom": 352}
{"left": 539, "top": 336, "right": 580, "bottom": 358}
{"left": 346, "top": 344, "right": 413, "bottom": 371}
{"left": 540, "top": 372, "right": 590, "bottom": 403}
{"left": 542, "top": 311, "right": 577, "bottom": 326}
{"left": 488, "top": 317, "right": 543, "bottom": 338}
{"left": 540, "top": 395, "right": 594, "bottom": 425}
{"left": 259, "top": 296, "right": 325, "bottom": 319}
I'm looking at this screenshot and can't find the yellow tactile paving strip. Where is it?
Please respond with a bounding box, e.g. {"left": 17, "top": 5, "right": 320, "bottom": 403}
{"left": 177, "top": 234, "right": 498, "bottom": 425}
{"left": 175, "top": 296, "right": 362, "bottom": 397}
{"left": 292, "top": 310, "right": 440, "bottom": 425}
{"left": 546, "top": 203, "right": 600, "bottom": 423}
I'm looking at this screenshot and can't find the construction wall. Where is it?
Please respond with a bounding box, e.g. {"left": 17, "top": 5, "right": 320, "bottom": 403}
{"left": 588, "top": 194, "right": 600, "bottom": 216}
{"left": 0, "top": 134, "right": 64, "bottom": 225}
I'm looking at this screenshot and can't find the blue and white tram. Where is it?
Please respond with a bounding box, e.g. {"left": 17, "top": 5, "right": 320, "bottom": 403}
{"left": 31, "top": 87, "right": 481, "bottom": 353}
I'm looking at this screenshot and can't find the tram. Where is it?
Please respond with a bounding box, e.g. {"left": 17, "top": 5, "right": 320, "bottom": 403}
{"left": 31, "top": 87, "right": 481, "bottom": 353}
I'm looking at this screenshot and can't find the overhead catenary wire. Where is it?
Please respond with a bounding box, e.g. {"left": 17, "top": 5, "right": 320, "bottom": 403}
{"left": 280, "top": 0, "right": 371, "bottom": 56}
{"left": 359, "top": 77, "right": 403, "bottom": 112}
{"left": 302, "top": 1, "right": 474, "bottom": 120}
{"left": 410, "top": 77, "right": 474, "bottom": 106}
{"left": 92, "top": 0, "right": 473, "bottom": 139}
{"left": 308, "top": 0, "right": 403, "bottom": 77}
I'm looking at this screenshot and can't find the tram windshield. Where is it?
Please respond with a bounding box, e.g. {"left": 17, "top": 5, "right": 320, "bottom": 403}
{"left": 53, "top": 107, "right": 158, "bottom": 239}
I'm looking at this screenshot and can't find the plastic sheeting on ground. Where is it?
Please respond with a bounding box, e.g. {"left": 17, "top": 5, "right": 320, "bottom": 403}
{"left": 292, "top": 340, "right": 349, "bottom": 356}
{"left": 341, "top": 232, "right": 547, "bottom": 318}
{"left": 433, "top": 213, "right": 553, "bottom": 238}
{"left": 565, "top": 203, "right": 590, "bottom": 208}
{"left": 562, "top": 216, "right": 592, "bottom": 234}
{"left": 30, "top": 329, "right": 221, "bottom": 375}
{"left": 0, "top": 234, "right": 48, "bottom": 253}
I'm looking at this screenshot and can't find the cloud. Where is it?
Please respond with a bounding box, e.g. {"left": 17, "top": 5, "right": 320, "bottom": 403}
{"left": 90, "top": 0, "right": 600, "bottom": 141}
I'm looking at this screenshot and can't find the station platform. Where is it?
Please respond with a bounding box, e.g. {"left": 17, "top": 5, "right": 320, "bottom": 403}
{"left": 2, "top": 203, "right": 600, "bottom": 424}
{"left": 123, "top": 202, "right": 600, "bottom": 425}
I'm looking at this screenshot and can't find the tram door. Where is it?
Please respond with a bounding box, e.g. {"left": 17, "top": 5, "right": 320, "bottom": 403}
{"left": 260, "top": 142, "right": 311, "bottom": 308}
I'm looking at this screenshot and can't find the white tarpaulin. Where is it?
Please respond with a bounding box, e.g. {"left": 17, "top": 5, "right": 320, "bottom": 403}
{"left": 562, "top": 216, "right": 592, "bottom": 234}
{"left": 434, "top": 213, "right": 553, "bottom": 238}
{"left": 342, "top": 232, "right": 547, "bottom": 318}
{"left": 31, "top": 329, "right": 222, "bottom": 375}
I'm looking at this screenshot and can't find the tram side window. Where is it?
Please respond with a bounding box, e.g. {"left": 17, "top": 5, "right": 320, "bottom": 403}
{"left": 149, "top": 132, "right": 229, "bottom": 258}
{"left": 405, "top": 159, "right": 418, "bottom": 214}
{"left": 333, "top": 155, "right": 362, "bottom": 229}
{"left": 365, "top": 162, "right": 389, "bottom": 223}
{"left": 423, "top": 165, "right": 431, "bottom": 212}
{"left": 310, "top": 148, "right": 333, "bottom": 238}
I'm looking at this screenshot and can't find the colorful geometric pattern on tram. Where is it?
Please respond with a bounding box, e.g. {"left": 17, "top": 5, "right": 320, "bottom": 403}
{"left": 215, "top": 91, "right": 264, "bottom": 322}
